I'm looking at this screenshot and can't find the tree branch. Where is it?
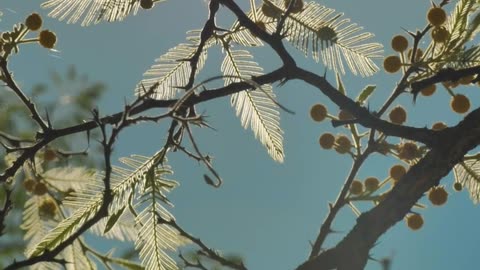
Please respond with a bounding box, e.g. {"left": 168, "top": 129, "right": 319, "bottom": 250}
{"left": 296, "top": 107, "right": 480, "bottom": 270}
{"left": 0, "top": 57, "right": 50, "bottom": 131}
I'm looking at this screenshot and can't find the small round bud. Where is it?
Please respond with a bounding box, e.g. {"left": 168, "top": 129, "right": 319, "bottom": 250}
{"left": 23, "top": 179, "right": 37, "bottom": 192}
{"left": 33, "top": 182, "right": 48, "bottom": 196}
{"left": 389, "top": 106, "right": 407, "bottom": 125}
{"left": 38, "top": 30, "right": 57, "bottom": 49}
{"left": 383, "top": 55, "right": 402, "bottom": 73}
{"left": 450, "top": 94, "right": 470, "bottom": 114}
{"left": 428, "top": 186, "right": 448, "bottom": 206}
{"left": 39, "top": 198, "right": 57, "bottom": 218}
{"left": 364, "top": 177, "right": 380, "bottom": 192}
{"left": 319, "top": 133, "right": 335, "bottom": 149}
{"left": 389, "top": 164, "right": 406, "bottom": 182}
{"left": 25, "top": 13, "right": 43, "bottom": 31}
{"left": 431, "top": 26, "right": 449, "bottom": 43}
{"left": 310, "top": 104, "right": 328, "bottom": 122}
{"left": 283, "top": 0, "right": 304, "bottom": 13}
{"left": 420, "top": 84, "right": 436, "bottom": 96}
{"left": 453, "top": 182, "right": 462, "bottom": 191}
{"left": 406, "top": 213, "right": 424, "bottom": 230}
{"left": 349, "top": 180, "right": 364, "bottom": 195}
{"left": 391, "top": 35, "right": 408, "bottom": 52}
{"left": 398, "top": 142, "right": 418, "bottom": 161}
{"left": 334, "top": 135, "right": 351, "bottom": 154}
{"left": 140, "top": 0, "right": 154, "bottom": 9}
{"left": 427, "top": 7, "right": 447, "bottom": 26}
{"left": 432, "top": 122, "right": 447, "bottom": 131}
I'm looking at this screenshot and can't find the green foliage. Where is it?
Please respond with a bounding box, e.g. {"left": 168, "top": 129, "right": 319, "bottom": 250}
{"left": 4, "top": 0, "right": 480, "bottom": 269}
{"left": 221, "top": 48, "right": 284, "bottom": 162}
{"left": 41, "top": 0, "right": 151, "bottom": 26}
{"left": 136, "top": 31, "right": 206, "bottom": 100}
{"left": 454, "top": 160, "right": 480, "bottom": 204}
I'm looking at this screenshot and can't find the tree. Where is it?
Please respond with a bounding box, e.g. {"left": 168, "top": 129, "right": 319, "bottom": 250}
{"left": 1, "top": 0, "right": 480, "bottom": 269}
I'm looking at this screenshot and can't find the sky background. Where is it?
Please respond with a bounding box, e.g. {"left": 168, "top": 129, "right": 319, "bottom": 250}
{"left": 2, "top": 0, "right": 480, "bottom": 269}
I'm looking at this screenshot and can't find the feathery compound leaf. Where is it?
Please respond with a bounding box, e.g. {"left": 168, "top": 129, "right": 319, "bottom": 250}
{"left": 28, "top": 188, "right": 103, "bottom": 257}
{"left": 425, "top": 0, "right": 480, "bottom": 69}
{"left": 134, "top": 166, "right": 186, "bottom": 270}
{"left": 228, "top": 9, "right": 264, "bottom": 47}
{"left": 452, "top": 45, "right": 480, "bottom": 68}
{"left": 446, "top": 0, "right": 478, "bottom": 51}
{"left": 261, "top": 0, "right": 382, "bottom": 76}
{"left": 454, "top": 160, "right": 480, "bottom": 204}
{"left": 63, "top": 241, "right": 97, "bottom": 270}
{"left": 41, "top": 0, "right": 155, "bottom": 26}
{"left": 91, "top": 208, "right": 138, "bottom": 241}
{"left": 42, "top": 166, "right": 96, "bottom": 190}
{"left": 29, "top": 150, "right": 167, "bottom": 257}
{"left": 136, "top": 31, "right": 207, "bottom": 100}
{"left": 22, "top": 197, "right": 95, "bottom": 269}
{"left": 221, "top": 48, "right": 285, "bottom": 162}
{"left": 22, "top": 197, "right": 59, "bottom": 263}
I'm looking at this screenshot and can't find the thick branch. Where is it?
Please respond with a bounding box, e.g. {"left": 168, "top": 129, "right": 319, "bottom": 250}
{"left": 0, "top": 67, "right": 289, "bottom": 183}
{"left": 292, "top": 67, "right": 438, "bottom": 147}
{"left": 410, "top": 65, "right": 480, "bottom": 95}
{"left": 297, "top": 108, "right": 480, "bottom": 270}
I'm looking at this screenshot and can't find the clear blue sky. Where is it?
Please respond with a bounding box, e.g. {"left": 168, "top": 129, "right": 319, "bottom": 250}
{"left": 2, "top": 0, "right": 480, "bottom": 269}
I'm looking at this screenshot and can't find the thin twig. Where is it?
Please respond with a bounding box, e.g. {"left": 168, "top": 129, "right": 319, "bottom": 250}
{"left": 161, "top": 217, "right": 248, "bottom": 270}
{"left": 0, "top": 57, "right": 49, "bottom": 131}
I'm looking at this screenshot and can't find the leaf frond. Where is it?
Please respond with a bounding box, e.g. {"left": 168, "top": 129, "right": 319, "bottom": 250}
{"left": 42, "top": 166, "right": 96, "bottom": 190}
{"left": 29, "top": 150, "right": 169, "bottom": 257}
{"left": 136, "top": 31, "right": 207, "bottom": 100}
{"left": 221, "top": 48, "right": 285, "bottom": 162}
{"left": 426, "top": 0, "right": 480, "bottom": 69}
{"left": 134, "top": 165, "right": 186, "bottom": 270}
{"left": 41, "top": 0, "right": 158, "bottom": 26}
{"left": 227, "top": 11, "right": 264, "bottom": 47}
{"left": 22, "top": 196, "right": 95, "bottom": 269}
{"left": 261, "top": 0, "right": 383, "bottom": 76}
{"left": 22, "top": 197, "right": 58, "bottom": 259}
{"left": 454, "top": 160, "right": 480, "bottom": 204}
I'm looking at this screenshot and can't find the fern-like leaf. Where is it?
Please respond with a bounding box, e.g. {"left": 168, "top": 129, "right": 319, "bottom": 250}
{"left": 221, "top": 48, "right": 284, "bottom": 162}
{"left": 453, "top": 160, "right": 480, "bottom": 204}
{"left": 228, "top": 12, "right": 264, "bottom": 47}
{"left": 27, "top": 188, "right": 103, "bottom": 257}
{"left": 29, "top": 150, "right": 167, "bottom": 257}
{"left": 22, "top": 197, "right": 59, "bottom": 269}
{"left": 425, "top": 0, "right": 480, "bottom": 69}
{"left": 134, "top": 166, "right": 186, "bottom": 270}
{"left": 41, "top": 0, "right": 155, "bottom": 26}
{"left": 22, "top": 196, "right": 95, "bottom": 269}
{"left": 63, "top": 241, "right": 97, "bottom": 270}
{"left": 90, "top": 209, "right": 137, "bottom": 241}
{"left": 136, "top": 31, "right": 207, "bottom": 100}
{"left": 445, "top": 0, "right": 478, "bottom": 53}
{"left": 261, "top": 0, "right": 383, "bottom": 76}
{"left": 42, "top": 166, "right": 96, "bottom": 190}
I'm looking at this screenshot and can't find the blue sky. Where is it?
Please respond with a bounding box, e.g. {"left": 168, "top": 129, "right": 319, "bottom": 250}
{"left": 2, "top": 0, "right": 480, "bottom": 269}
